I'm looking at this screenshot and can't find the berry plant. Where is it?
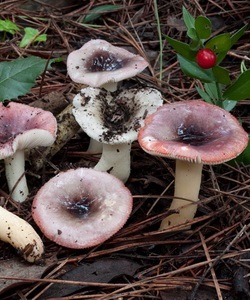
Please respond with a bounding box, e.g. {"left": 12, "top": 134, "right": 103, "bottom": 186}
{"left": 196, "top": 48, "right": 216, "bottom": 69}
{"left": 165, "top": 7, "right": 249, "bottom": 112}
{"left": 165, "top": 7, "right": 250, "bottom": 164}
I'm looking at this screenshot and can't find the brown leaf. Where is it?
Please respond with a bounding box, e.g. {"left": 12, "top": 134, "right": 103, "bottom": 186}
{"left": 38, "top": 257, "right": 141, "bottom": 299}
{"left": 0, "top": 258, "right": 48, "bottom": 294}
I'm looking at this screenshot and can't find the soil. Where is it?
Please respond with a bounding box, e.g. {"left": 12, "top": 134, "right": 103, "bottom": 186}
{"left": 0, "top": 1, "right": 249, "bottom": 299}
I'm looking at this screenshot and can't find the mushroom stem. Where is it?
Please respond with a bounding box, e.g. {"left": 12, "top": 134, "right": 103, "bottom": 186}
{"left": 5, "top": 150, "right": 29, "bottom": 203}
{"left": 94, "top": 143, "right": 131, "bottom": 183}
{"left": 0, "top": 206, "right": 44, "bottom": 262}
{"left": 87, "top": 139, "right": 103, "bottom": 153}
{"left": 102, "top": 81, "right": 118, "bottom": 92}
{"left": 160, "top": 160, "right": 203, "bottom": 230}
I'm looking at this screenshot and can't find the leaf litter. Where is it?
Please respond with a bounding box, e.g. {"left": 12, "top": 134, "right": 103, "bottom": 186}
{"left": 0, "top": 0, "right": 249, "bottom": 299}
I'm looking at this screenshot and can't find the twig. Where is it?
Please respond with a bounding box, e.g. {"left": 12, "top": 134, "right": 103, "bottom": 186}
{"left": 189, "top": 224, "right": 249, "bottom": 300}
{"left": 199, "top": 231, "right": 223, "bottom": 300}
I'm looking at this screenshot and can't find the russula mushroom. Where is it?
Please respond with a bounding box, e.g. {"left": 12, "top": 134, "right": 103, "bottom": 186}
{"left": 32, "top": 168, "right": 133, "bottom": 249}
{"left": 0, "top": 206, "right": 44, "bottom": 262}
{"left": 72, "top": 87, "right": 163, "bottom": 182}
{"left": 0, "top": 102, "right": 57, "bottom": 202}
{"left": 67, "top": 39, "right": 149, "bottom": 92}
{"left": 138, "top": 100, "right": 249, "bottom": 230}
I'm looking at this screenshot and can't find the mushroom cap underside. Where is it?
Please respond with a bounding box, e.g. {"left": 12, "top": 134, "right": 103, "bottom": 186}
{"left": 138, "top": 100, "right": 249, "bottom": 164}
{"left": 32, "top": 168, "right": 133, "bottom": 249}
{"left": 67, "top": 39, "right": 149, "bottom": 87}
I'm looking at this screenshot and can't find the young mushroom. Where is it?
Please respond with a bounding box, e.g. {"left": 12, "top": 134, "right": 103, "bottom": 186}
{"left": 138, "top": 100, "right": 248, "bottom": 230}
{"left": 67, "top": 39, "right": 149, "bottom": 92}
{"left": 0, "top": 102, "right": 57, "bottom": 202}
{"left": 0, "top": 205, "right": 44, "bottom": 263}
{"left": 72, "top": 87, "right": 163, "bottom": 182}
{"left": 32, "top": 168, "right": 133, "bottom": 249}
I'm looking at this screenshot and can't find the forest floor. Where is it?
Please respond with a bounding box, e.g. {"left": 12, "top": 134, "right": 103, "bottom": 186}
{"left": 0, "top": 0, "right": 250, "bottom": 299}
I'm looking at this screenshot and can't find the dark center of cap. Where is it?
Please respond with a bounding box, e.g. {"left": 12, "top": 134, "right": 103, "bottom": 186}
{"left": 177, "top": 124, "right": 211, "bottom": 146}
{"left": 87, "top": 50, "right": 124, "bottom": 72}
{"left": 64, "top": 196, "right": 96, "bottom": 218}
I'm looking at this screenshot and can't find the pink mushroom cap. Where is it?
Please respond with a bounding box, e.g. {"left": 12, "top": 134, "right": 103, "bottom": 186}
{"left": 0, "top": 101, "right": 57, "bottom": 158}
{"left": 138, "top": 100, "right": 248, "bottom": 164}
{"left": 32, "top": 168, "right": 133, "bottom": 249}
{"left": 67, "top": 39, "right": 149, "bottom": 87}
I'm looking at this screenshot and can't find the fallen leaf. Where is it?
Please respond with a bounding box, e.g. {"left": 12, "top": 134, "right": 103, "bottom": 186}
{"left": 0, "top": 258, "right": 48, "bottom": 294}
{"left": 160, "top": 287, "right": 218, "bottom": 300}
{"left": 38, "top": 257, "right": 141, "bottom": 299}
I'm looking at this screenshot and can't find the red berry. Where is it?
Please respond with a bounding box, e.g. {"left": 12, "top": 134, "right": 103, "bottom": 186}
{"left": 196, "top": 49, "right": 216, "bottom": 69}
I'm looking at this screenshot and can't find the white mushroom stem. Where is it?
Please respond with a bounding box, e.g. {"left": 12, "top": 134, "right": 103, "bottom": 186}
{"left": 87, "top": 139, "right": 103, "bottom": 153}
{"left": 4, "top": 150, "right": 29, "bottom": 203}
{"left": 102, "top": 81, "right": 118, "bottom": 92}
{"left": 0, "top": 206, "right": 44, "bottom": 262}
{"left": 94, "top": 143, "right": 131, "bottom": 183}
{"left": 160, "top": 160, "right": 203, "bottom": 230}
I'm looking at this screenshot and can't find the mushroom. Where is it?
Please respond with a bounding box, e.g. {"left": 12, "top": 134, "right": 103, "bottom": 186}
{"left": 138, "top": 100, "right": 249, "bottom": 230}
{"left": 0, "top": 102, "right": 57, "bottom": 202}
{"left": 32, "top": 168, "right": 133, "bottom": 249}
{"left": 72, "top": 87, "right": 163, "bottom": 182}
{"left": 67, "top": 39, "right": 149, "bottom": 153}
{"left": 67, "top": 39, "right": 149, "bottom": 92}
{"left": 0, "top": 205, "right": 44, "bottom": 262}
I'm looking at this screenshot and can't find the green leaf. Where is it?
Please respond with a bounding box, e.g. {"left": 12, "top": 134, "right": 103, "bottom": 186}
{"left": 0, "top": 56, "right": 51, "bottom": 101}
{"left": 19, "top": 27, "right": 47, "bottom": 48}
{"left": 196, "top": 86, "right": 213, "bottom": 103}
{"left": 230, "top": 23, "right": 249, "bottom": 47}
{"left": 165, "top": 35, "right": 196, "bottom": 60}
{"left": 187, "top": 28, "right": 199, "bottom": 41}
{"left": 82, "top": 4, "right": 122, "bottom": 23}
{"left": 204, "top": 82, "right": 219, "bottom": 100}
{"left": 222, "top": 100, "right": 237, "bottom": 111}
{"left": 216, "top": 24, "right": 248, "bottom": 64}
{"left": 195, "top": 16, "right": 212, "bottom": 39}
{"left": 177, "top": 54, "right": 215, "bottom": 82}
{"left": 0, "top": 19, "right": 20, "bottom": 34}
{"left": 182, "top": 6, "right": 195, "bottom": 32}
{"left": 212, "top": 66, "right": 231, "bottom": 85}
{"left": 205, "top": 33, "right": 231, "bottom": 53}
{"left": 223, "top": 70, "right": 250, "bottom": 100}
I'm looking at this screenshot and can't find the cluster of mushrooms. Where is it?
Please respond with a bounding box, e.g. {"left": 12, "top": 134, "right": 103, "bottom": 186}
{"left": 0, "top": 39, "right": 248, "bottom": 263}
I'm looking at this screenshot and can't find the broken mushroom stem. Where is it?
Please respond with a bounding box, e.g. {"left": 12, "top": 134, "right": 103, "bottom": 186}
{"left": 94, "top": 143, "right": 132, "bottom": 183}
{"left": 5, "top": 150, "right": 29, "bottom": 203}
{"left": 159, "top": 160, "right": 203, "bottom": 230}
{"left": 0, "top": 206, "right": 44, "bottom": 263}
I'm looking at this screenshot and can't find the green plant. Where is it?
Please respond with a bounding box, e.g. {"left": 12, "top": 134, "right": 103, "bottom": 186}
{"left": 0, "top": 19, "right": 47, "bottom": 48}
{"left": 19, "top": 27, "right": 47, "bottom": 48}
{"left": 165, "top": 7, "right": 250, "bottom": 163}
{"left": 82, "top": 4, "right": 123, "bottom": 24}
{"left": 0, "top": 19, "right": 52, "bottom": 101}
{"left": 0, "top": 56, "right": 55, "bottom": 101}
{"left": 0, "top": 19, "right": 20, "bottom": 40}
{"left": 165, "top": 7, "right": 250, "bottom": 111}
